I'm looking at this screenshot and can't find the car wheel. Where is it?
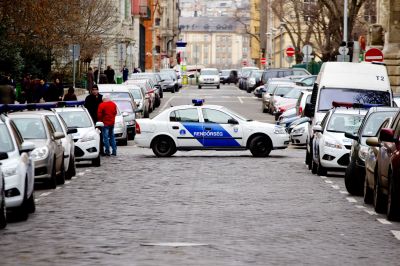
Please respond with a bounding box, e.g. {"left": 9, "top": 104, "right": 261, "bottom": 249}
{"left": 16, "top": 178, "right": 29, "bottom": 221}
{"left": 246, "top": 87, "right": 252, "bottom": 93}
{"left": 387, "top": 170, "right": 400, "bottom": 221}
{"left": 0, "top": 179, "right": 7, "bottom": 229}
{"left": 217, "top": 85, "right": 220, "bottom": 89}
{"left": 198, "top": 85, "right": 202, "bottom": 89}
{"left": 155, "top": 95, "right": 161, "bottom": 108}
{"left": 144, "top": 108, "right": 150, "bottom": 118}
{"left": 119, "top": 135, "right": 128, "bottom": 146}
{"left": 57, "top": 157, "right": 66, "bottom": 185}
{"left": 171, "top": 87, "right": 175, "bottom": 93}
{"left": 26, "top": 191, "right": 35, "bottom": 214}
{"left": 66, "top": 155, "right": 76, "bottom": 180}
{"left": 374, "top": 167, "right": 387, "bottom": 213}
{"left": 364, "top": 173, "right": 374, "bottom": 204}
{"left": 249, "top": 136, "right": 272, "bottom": 157}
{"left": 345, "top": 161, "right": 358, "bottom": 195}
{"left": 152, "top": 136, "right": 176, "bottom": 157}
{"left": 160, "top": 90, "right": 164, "bottom": 98}
{"left": 305, "top": 146, "right": 311, "bottom": 166}
{"left": 316, "top": 157, "right": 327, "bottom": 176}
{"left": 92, "top": 154, "right": 101, "bottom": 167}
{"left": 311, "top": 159, "right": 318, "bottom": 174}
{"left": 262, "top": 107, "right": 268, "bottom": 113}
{"left": 48, "top": 160, "right": 57, "bottom": 189}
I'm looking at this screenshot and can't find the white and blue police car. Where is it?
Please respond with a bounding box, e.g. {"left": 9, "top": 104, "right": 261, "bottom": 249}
{"left": 134, "top": 99, "right": 289, "bottom": 157}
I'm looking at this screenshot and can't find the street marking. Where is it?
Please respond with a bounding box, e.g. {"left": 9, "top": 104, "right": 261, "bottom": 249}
{"left": 56, "top": 187, "right": 62, "bottom": 190}
{"left": 339, "top": 191, "right": 349, "bottom": 195}
{"left": 140, "top": 242, "right": 209, "bottom": 247}
{"left": 161, "top": 96, "right": 176, "bottom": 111}
{"left": 331, "top": 185, "right": 340, "bottom": 190}
{"left": 355, "top": 205, "right": 366, "bottom": 209}
{"left": 238, "top": 97, "right": 243, "bottom": 104}
{"left": 85, "top": 169, "right": 91, "bottom": 172}
{"left": 40, "top": 192, "right": 52, "bottom": 197}
{"left": 346, "top": 197, "right": 357, "bottom": 203}
{"left": 72, "top": 176, "right": 78, "bottom": 180}
{"left": 365, "top": 210, "right": 378, "bottom": 215}
{"left": 77, "top": 172, "right": 85, "bottom": 176}
{"left": 325, "top": 180, "right": 333, "bottom": 184}
{"left": 391, "top": 230, "right": 400, "bottom": 240}
{"left": 34, "top": 199, "right": 40, "bottom": 203}
{"left": 65, "top": 181, "right": 71, "bottom": 185}
{"left": 320, "top": 176, "right": 327, "bottom": 179}
{"left": 377, "top": 218, "right": 392, "bottom": 225}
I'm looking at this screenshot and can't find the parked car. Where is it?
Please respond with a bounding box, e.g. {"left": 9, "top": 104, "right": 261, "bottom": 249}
{"left": 344, "top": 107, "right": 398, "bottom": 196}
{"left": 159, "top": 72, "right": 178, "bottom": 93}
{"left": 261, "top": 79, "right": 294, "bottom": 111}
{"left": 129, "top": 74, "right": 162, "bottom": 106}
{"left": 261, "top": 68, "right": 311, "bottom": 85}
{"left": 220, "top": 69, "right": 238, "bottom": 84}
{"left": 0, "top": 113, "right": 36, "bottom": 221}
{"left": 113, "top": 98, "right": 137, "bottom": 140}
{"left": 268, "top": 84, "right": 296, "bottom": 115}
{"left": 131, "top": 72, "right": 164, "bottom": 98}
{"left": 365, "top": 110, "right": 400, "bottom": 220}
{"left": 160, "top": 69, "right": 180, "bottom": 92}
{"left": 272, "top": 87, "right": 307, "bottom": 120}
{"left": 114, "top": 106, "right": 129, "bottom": 146}
{"left": 238, "top": 67, "right": 259, "bottom": 90}
{"left": 54, "top": 106, "right": 102, "bottom": 167}
{"left": 125, "top": 79, "right": 156, "bottom": 112}
{"left": 289, "top": 118, "right": 310, "bottom": 145}
{"left": 245, "top": 70, "right": 264, "bottom": 93}
{"left": 10, "top": 112, "right": 65, "bottom": 189}
{"left": 198, "top": 68, "right": 220, "bottom": 89}
{"left": 0, "top": 165, "right": 5, "bottom": 229}
{"left": 127, "top": 86, "right": 150, "bottom": 118}
{"left": 98, "top": 84, "right": 138, "bottom": 109}
{"left": 311, "top": 107, "right": 366, "bottom": 176}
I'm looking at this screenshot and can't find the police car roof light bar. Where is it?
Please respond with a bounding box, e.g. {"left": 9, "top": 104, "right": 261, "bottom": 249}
{"left": 0, "top": 103, "right": 58, "bottom": 113}
{"left": 57, "top": 100, "right": 85, "bottom": 107}
{"left": 192, "top": 99, "right": 205, "bottom": 106}
{"left": 332, "top": 101, "right": 384, "bottom": 109}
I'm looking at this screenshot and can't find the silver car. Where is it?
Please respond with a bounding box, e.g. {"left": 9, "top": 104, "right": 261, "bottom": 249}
{"left": 0, "top": 165, "right": 6, "bottom": 229}
{"left": 10, "top": 112, "right": 65, "bottom": 189}
{"left": 114, "top": 98, "right": 136, "bottom": 140}
{"left": 127, "top": 86, "right": 150, "bottom": 118}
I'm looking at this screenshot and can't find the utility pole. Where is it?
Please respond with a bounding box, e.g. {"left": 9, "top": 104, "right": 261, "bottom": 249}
{"left": 343, "top": 0, "right": 348, "bottom": 44}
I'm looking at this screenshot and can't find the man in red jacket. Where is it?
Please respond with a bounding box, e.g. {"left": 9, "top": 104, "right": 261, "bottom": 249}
{"left": 97, "top": 94, "right": 118, "bottom": 156}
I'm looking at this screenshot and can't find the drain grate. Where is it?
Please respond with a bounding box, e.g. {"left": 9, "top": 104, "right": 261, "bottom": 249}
{"left": 140, "top": 242, "right": 209, "bottom": 247}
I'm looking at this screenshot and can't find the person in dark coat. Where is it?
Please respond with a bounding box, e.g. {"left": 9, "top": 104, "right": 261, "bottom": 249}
{"left": 122, "top": 65, "right": 129, "bottom": 82}
{"left": 33, "top": 79, "right": 47, "bottom": 103}
{"left": 20, "top": 73, "right": 32, "bottom": 103}
{"left": 104, "top": 65, "right": 115, "bottom": 84}
{"left": 0, "top": 76, "right": 15, "bottom": 104}
{"left": 84, "top": 84, "right": 103, "bottom": 123}
{"left": 87, "top": 67, "right": 94, "bottom": 91}
{"left": 45, "top": 78, "right": 64, "bottom": 102}
{"left": 63, "top": 87, "right": 77, "bottom": 101}
{"left": 94, "top": 67, "right": 99, "bottom": 84}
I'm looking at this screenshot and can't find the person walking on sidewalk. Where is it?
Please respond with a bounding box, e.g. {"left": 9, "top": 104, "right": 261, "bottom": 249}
{"left": 104, "top": 65, "right": 115, "bottom": 84}
{"left": 84, "top": 84, "right": 103, "bottom": 123}
{"left": 63, "top": 86, "right": 78, "bottom": 101}
{"left": 97, "top": 94, "right": 118, "bottom": 156}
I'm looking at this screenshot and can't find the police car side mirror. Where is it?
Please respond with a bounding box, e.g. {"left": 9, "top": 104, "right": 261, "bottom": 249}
{"left": 345, "top": 132, "right": 359, "bottom": 141}
{"left": 0, "top": 152, "right": 8, "bottom": 160}
{"left": 228, "top": 118, "right": 239, "bottom": 125}
{"left": 312, "top": 125, "right": 323, "bottom": 133}
{"left": 54, "top": 132, "right": 65, "bottom": 140}
{"left": 20, "top": 141, "right": 35, "bottom": 154}
{"left": 67, "top": 128, "right": 78, "bottom": 134}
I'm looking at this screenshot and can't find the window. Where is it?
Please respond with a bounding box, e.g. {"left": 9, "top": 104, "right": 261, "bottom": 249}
{"left": 202, "top": 109, "right": 233, "bottom": 124}
{"left": 47, "top": 115, "right": 63, "bottom": 132}
{"left": 0, "top": 124, "right": 14, "bottom": 152}
{"left": 170, "top": 109, "right": 199, "bottom": 122}
{"left": 13, "top": 118, "right": 47, "bottom": 139}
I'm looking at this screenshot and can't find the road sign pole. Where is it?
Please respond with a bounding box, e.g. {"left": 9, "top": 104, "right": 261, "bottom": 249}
{"left": 72, "top": 45, "right": 76, "bottom": 88}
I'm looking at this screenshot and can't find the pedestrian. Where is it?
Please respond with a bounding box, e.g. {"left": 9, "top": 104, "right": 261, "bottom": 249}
{"left": 97, "top": 93, "right": 118, "bottom": 156}
{"left": 45, "top": 78, "right": 64, "bottom": 102}
{"left": 0, "top": 76, "right": 16, "bottom": 104}
{"left": 63, "top": 86, "right": 78, "bottom": 101}
{"left": 87, "top": 67, "right": 94, "bottom": 91}
{"left": 34, "top": 79, "right": 48, "bottom": 103}
{"left": 99, "top": 70, "right": 108, "bottom": 84}
{"left": 20, "top": 73, "right": 32, "bottom": 103}
{"left": 122, "top": 65, "right": 129, "bottom": 82}
{"left": 133, "top": 67, "right": 140, "bottom": 73}
{"left": 84, "top": 84, "right": 103, "bottom": 123}
{"left": 104, "top": 65, "right": 115, "bottom": 84}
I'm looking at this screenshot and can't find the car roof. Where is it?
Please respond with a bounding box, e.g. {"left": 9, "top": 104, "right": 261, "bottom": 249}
{"left": 366, "top": 106, "right": 399, "bottom": 114}
{"left": 330, "top": 108, "right": 368, "bottom": 115}
{"left": 98, "top": 84, "right": 130, "bottom": 92}
{"left": 54, "top": 107, "right": 87, "bottom": 112}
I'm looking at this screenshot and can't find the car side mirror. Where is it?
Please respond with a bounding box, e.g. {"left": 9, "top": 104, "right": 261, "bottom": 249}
{"left": 366, "top": 137, "right": 380, "bottom": 147}
{"left": 54, "top": 132, "right": 65, "bottom": 140}
{"left": 0, "top": 152, "right": 8, "bottom": 160}
{"left": 312, "top": 125, "right": 323, "bottom": 133}
{"left": 379, "top": 128, "right": 396, "bottom": 142}
{"left": 304, "top": 103, "right": 314, "bottom": 118}
{"left": 95, "top": 122, "right": 104, "bottom": 127}
{"left": 344, "top": 132, "right": 359, "bottom": 141}
{"left": 67, "top": 128, "right": 78, "bottom": 134}
{"left": 20, "top": 141, "right": 35, "bottom": 154}
{"left": 228, "top": 118, "right": 239, "bottom": 125}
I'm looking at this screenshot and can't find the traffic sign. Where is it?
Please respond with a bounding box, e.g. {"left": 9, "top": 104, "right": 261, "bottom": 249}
{"left": 286, "top": 47, "right": 295, "bottom": 57}
{"left": 242, "top": 60, "right": 248, "bottom": 66}
{"left": 338, "top": 46, "right": 349, "bottom": 55}
{"left": 302, "top": 45, "right": 313, "bottom": 55}
{"left": 365, "top": 48, "right": 384, "bottom": 62}
{"left": 260, "top": 58, "right": 267, "bottom": 65}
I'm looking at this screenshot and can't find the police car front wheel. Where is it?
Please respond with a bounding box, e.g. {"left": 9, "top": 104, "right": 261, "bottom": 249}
{"left": 152, "top": 136, "right": 177, "bottom": 157}
{"left": 249, "top": 136, "right": 272, "bottom": 157}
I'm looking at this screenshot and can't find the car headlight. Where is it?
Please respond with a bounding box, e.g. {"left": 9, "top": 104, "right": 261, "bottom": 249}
{"left": 358, "top": 145, "right": 369, "bottom": 161}
{"left": 115, "top": 122, "right": 124, "bottom": 129}
{"left": 292, "top": 127, "right": 305, "bottom": 134}
{"left": 274, "top": 126, "right": 286, "bottom": 134}
{"left": 31, "top": 146, "right": 49, "bottom": 160}
{"left": 81, "top": 132, "right": 97, "bottom": 142}
{"left": 3, "top": 167, "right": 17, "bottom": 177}
{"left": 324, "top": 140, "right": 343, "bottom": 149}
{"left": 168, "top": 82, "right": 175, "bottom": 86}
{"left": 249, "top": 78, "right": 256, "bottom": 85}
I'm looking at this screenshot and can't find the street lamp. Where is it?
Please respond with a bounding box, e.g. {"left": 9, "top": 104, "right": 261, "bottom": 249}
{"left": 266, "top": 32, "right": 272, "bottom": 68}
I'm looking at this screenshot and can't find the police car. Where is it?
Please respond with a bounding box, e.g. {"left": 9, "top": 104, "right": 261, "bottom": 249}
{"left": 311, "top": 103, "right": 367, "bottom": 175}
{"left": 134, "top": 99, "right": 289, "bottom": 157}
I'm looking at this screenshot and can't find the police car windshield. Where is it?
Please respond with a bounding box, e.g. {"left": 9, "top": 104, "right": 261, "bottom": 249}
{"left": 0, "top": 124, "right": 14, "bottom": 152}
{"left": 221, "top": 107, "right": 250, "bottom": 121}
{"left": 318, "top": 88, "right": 391, "bottom": 111}
{"left": 361, "top": 111, "right": 396, "bottom": 137}
{"left": 47, "top": 115, "right": 63, "bottom": 132}
{"left": 58, "top": 111, "right": 92, "bottom": 128}
{"left": 129, "top": 89, "right": 142, "bottom": 99}
{"left": 327, "top": 113, "right": 364, "bottom": 133}
{"left": 13, "top": 118, "right": 47, "bottom": 139}
{"left": 115, "top": 100, "right": 133, "bottom": 113}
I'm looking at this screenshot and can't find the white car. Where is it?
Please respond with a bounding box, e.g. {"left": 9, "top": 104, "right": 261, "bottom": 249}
{"left": 114, "top": 107, "right": 128, "bottom": 145}
{"left": 311, "top": 107, "right": 367, "bottom": 175}
{"left": 134, "top": 99, "right": 289, "bottom": 157}
{"left": 54, "top": 106, "right": 101, "bottom": 167}
{"left": 290, "top": 121, "right": 309, "bottom": 145}
{"left": 0, "top": 114, "right": 35, "bottom": 220}
{"left": 198, "top": 68, "right": 220, "bottom": 89}
{"left": 0, "top": 165, "right": 6, "bottom": 229}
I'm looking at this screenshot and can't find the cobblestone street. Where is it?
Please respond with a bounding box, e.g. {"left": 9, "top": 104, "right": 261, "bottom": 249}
{"left": 1, "top": 85, "right": 400, "bottom": 265}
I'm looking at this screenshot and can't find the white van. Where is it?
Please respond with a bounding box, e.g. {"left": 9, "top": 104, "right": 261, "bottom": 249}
{"left": 304, "top": 62, "right": 392, "bottom": 167}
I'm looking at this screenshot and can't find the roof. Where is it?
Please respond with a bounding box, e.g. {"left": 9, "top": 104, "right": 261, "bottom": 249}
{"left": 179, "top": 17, "right": 245, "bottom": 33}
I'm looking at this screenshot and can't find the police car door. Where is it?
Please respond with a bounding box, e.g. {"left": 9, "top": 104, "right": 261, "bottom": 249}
{"left": 169, "top": 108, "right": 203, "bottom": 147}
{"left": 201, "top": 108, "right": 243, "bottom": 148}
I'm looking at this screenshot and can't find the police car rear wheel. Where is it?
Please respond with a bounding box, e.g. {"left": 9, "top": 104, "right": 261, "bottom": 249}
{"left": 249, "top": 136, "right": 271, "bottom": 157}
{"left": 152, "top": 137, "right": 176, "bottom": 157}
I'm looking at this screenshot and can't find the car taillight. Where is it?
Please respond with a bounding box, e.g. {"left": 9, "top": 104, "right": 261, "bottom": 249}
{"left": 278, "top": 107, "right": 286, "bottom": 113}
{"left": 299, "top": 106, "right": 303, "bottom": 115}
{"left": 135, "top": 122, "right": 141, "bottom": 134}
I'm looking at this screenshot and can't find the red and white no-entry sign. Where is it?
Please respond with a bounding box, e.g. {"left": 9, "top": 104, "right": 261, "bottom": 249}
{"left": 260, "top": 58, "right": 267, "bottom": 65}
{"left": 286, "top": 47, "right": 295, "bottom": 57}
{"left": 365, "top": 48, "right": 384, "bottom": 62}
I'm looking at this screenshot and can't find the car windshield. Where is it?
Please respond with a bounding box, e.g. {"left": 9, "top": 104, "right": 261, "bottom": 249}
{"left": 129, "top": 89, "right": 142, "bottom": 99}
{"left": 241, "top": 68, "right": 258, "bottom": 77}
{"left": 221, "top": 70, "right": 230, "bottom": 75}
{"left": 250, "top": 71, "right": 263, "bottom": 78}
{"left": 58, "top": 111, "right": 92, "bottom": 128}
{"left": 13, "top": 118, "right": 47, "bottom": 139}
{"left": 327, "top": 113, "right": 364, "bottom": 133}
{"left": 0, "top": 124, "right": 14, "bottom": 152}
{"left": 318, "top": 88, "right": 391, "bottom": 111}
{"left": 274, "top": 86, "right": 293, "bottom": 96}
{"left": 221, "top": 107, "right": 251, "bottom": 121}
{"left": 284, "top": 88, "right": 302, "bottom": 99}
{"left": 361, "top": 111, "right": 397, "bottom": 137}
{"left": 293, "top": 69, "right": 310, "bottom": 75}
{"left": 201, "top": 69, "right": 219, "bottom": 75}
{"left": 108, "top": 92, "right": 131, "bottom": 99}
{"left": 160, "top": 73, "right": 173, "bottom": 80}
{"left": 115, "top": 100, "right": 134, "bottom": 113}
